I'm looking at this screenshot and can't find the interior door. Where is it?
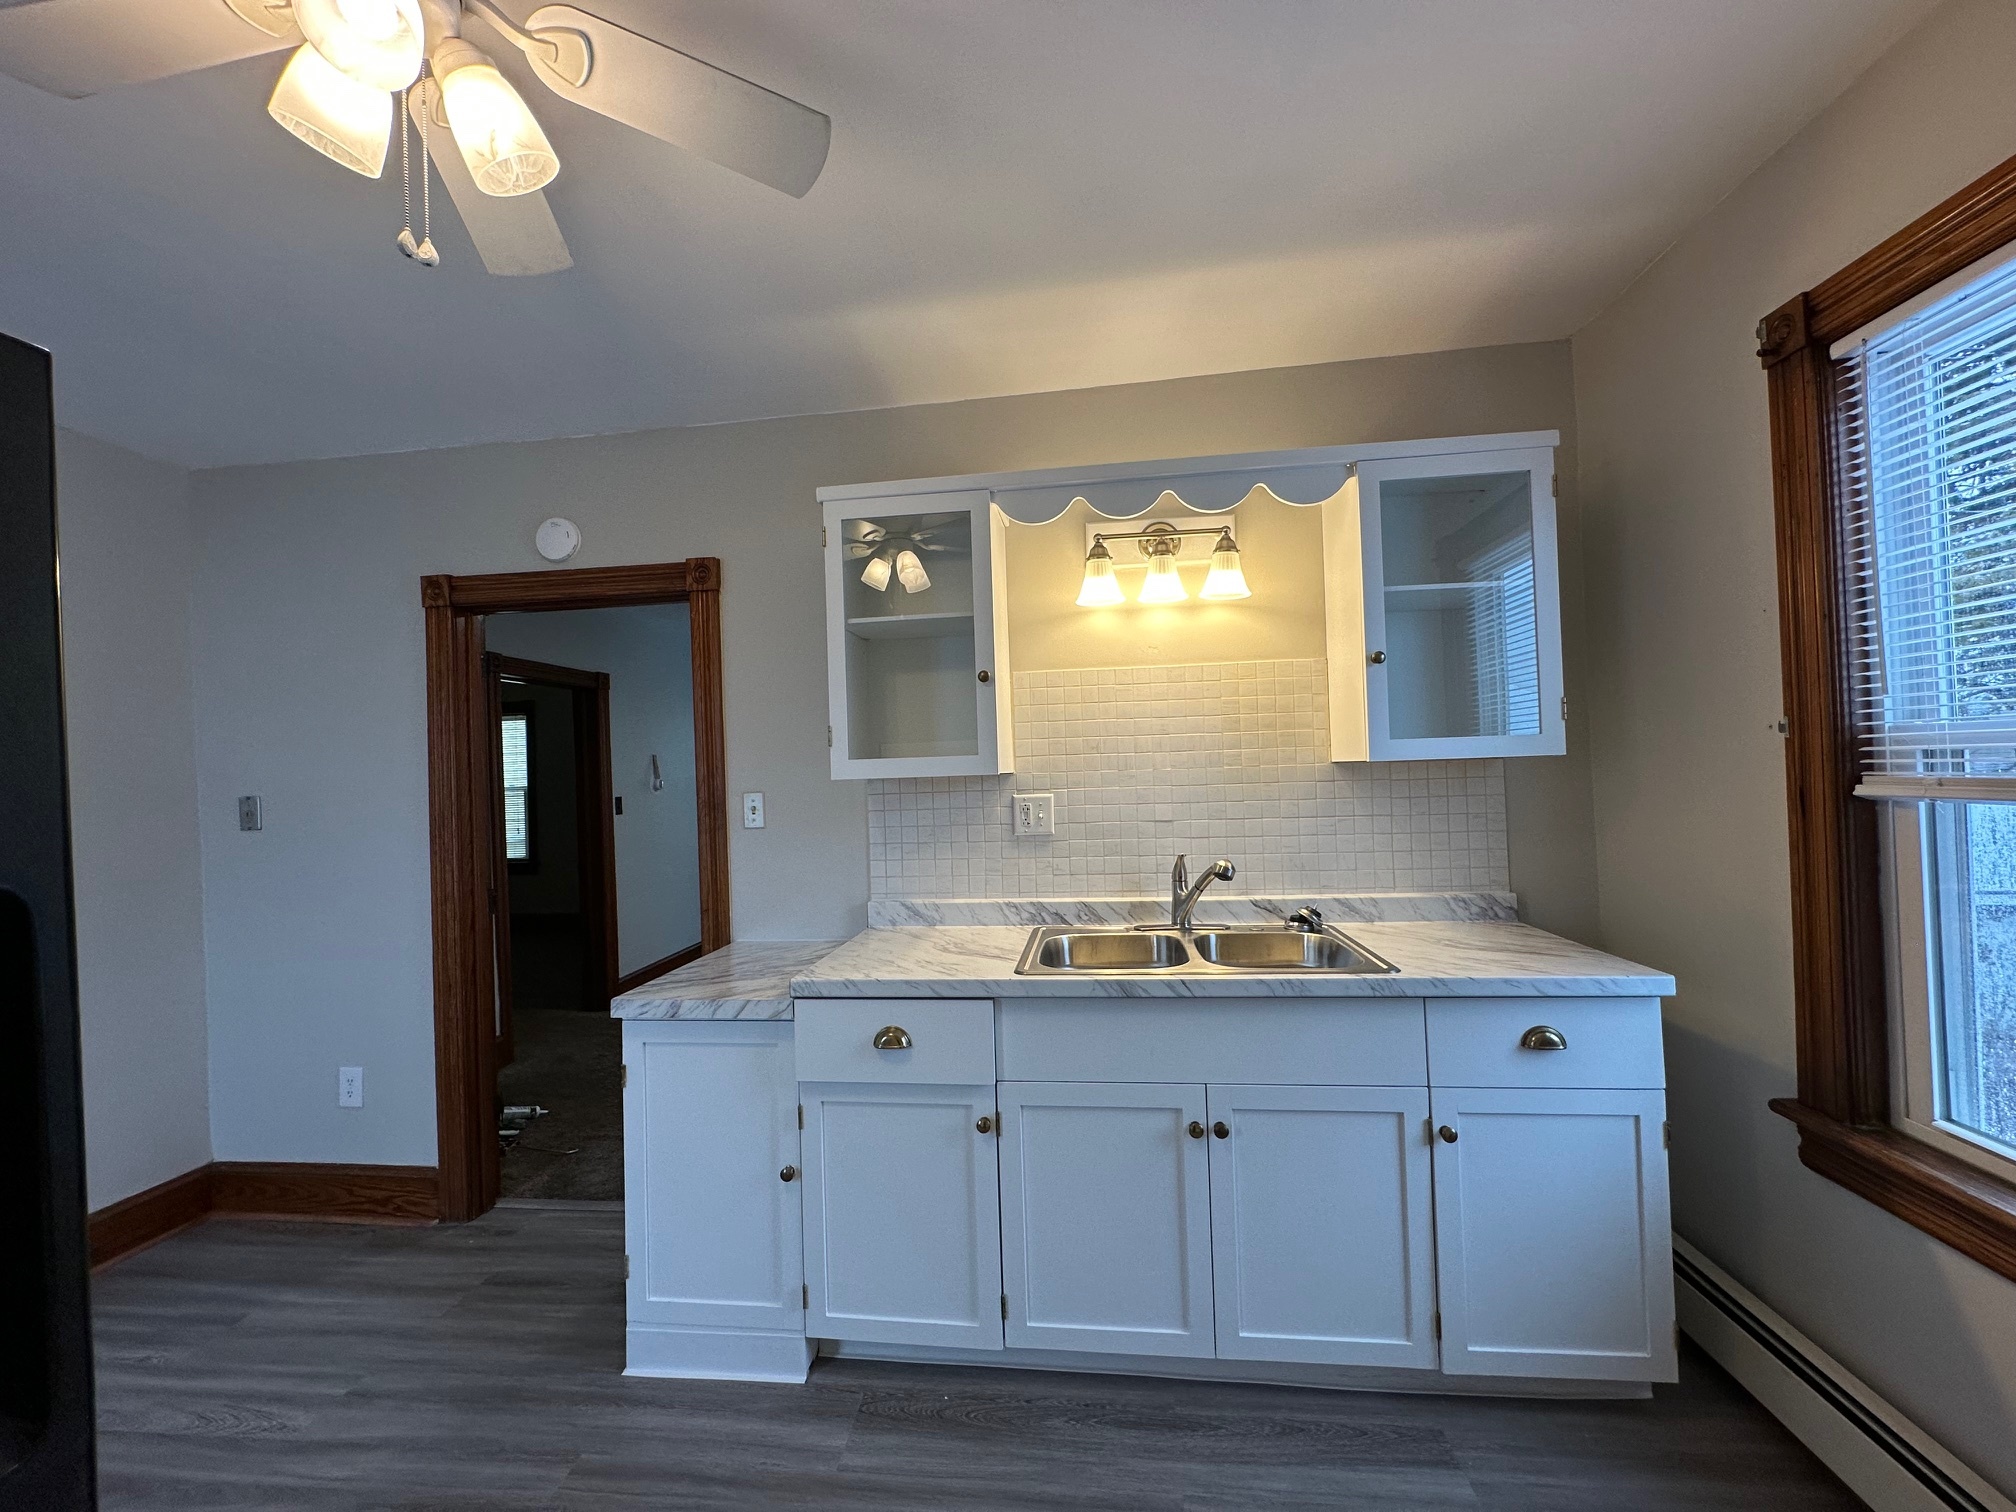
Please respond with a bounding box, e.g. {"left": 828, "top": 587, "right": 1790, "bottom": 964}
{"left": 998, "top": 1081, "right": 1214, "bottom": 1358}
{"left": 1207, "top": 1084, "right": 1436, "bottom": 1368}
{"left": 800, "top": 1082, "right": 1004, "bottom": 1349}
{"left": 1432, "top": 1085, "right": 1674, "bottom": 1381}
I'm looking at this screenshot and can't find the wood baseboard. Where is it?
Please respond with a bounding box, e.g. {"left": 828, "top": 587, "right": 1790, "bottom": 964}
{"left": 90, "top": 1161, "right": 441, "bottom": 1268}
{"left": 87, "top": 1166, "right": 213, "bottom": 1268}
{"left": 613, "top": 941, "right": 706, "bottom": 996}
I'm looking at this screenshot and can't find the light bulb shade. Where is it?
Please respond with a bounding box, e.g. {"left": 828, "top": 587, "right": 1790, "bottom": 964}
{"left": 860, "top": 553, "right": 893, "bottom": 591}
{"left": 294, "top": 0, "right": 423, "bottom": 91}
{"left": 1076, "top": 542, "right": 1124, "bottom": 607}
{"left": 1138, "top": 551, "right": 1188, "bottom": 604}
{"left": 434, "top": 38, "right": 560, "bottom": 197}
{"left": 1199, "top": 535, "right": 1251, "bottom": 600}
{"left": 268, "top": 45, "right": 392, "bottom": 179}
{"left": 893, "top": 549, "right": 931, "bottom": 593}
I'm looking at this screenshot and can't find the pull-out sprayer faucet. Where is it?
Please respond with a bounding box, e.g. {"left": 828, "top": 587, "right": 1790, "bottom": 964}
{"left": 1170, "top": 854, "right": 1236, "bottom": 932}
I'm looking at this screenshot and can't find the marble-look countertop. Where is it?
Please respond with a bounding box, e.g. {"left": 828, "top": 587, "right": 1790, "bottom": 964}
{"left": 790, "top": 922, "right": 1675, "bottom": 1000}
{"left": 611, "top": 940, "right": 842, "bottom": 1020}
{"left": 867, "top": 893, "right": 1518, "bottom": 928}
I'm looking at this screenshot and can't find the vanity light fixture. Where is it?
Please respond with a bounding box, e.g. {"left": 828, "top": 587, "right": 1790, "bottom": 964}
{"left": 1076, "top": 522, "right": 1249, "bottom": 607}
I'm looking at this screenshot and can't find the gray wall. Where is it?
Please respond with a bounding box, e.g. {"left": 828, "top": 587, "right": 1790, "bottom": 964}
{"left": 54, "top": 429, "right": 212, "bottom": 1208}
{"left": 1573, "top": 0, "right": 2016, "bottom": 1492}
{"left": 185, "top": 340, "right": 1596, "bottom": 1169}
{"left": 487, "top": 605, "right": 701, "bottom": 975}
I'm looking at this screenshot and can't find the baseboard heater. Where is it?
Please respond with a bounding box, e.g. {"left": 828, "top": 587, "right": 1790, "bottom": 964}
{"left": 1674, "top": 1237, "right": 2011, "bottom": 1512}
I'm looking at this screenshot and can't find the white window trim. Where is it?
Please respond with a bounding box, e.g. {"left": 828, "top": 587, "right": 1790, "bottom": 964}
{"left": 1880, "top": 800, "right": 2016, "bottom": 1181}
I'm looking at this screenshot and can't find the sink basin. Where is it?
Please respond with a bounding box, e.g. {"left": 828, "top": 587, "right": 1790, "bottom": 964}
{"left": 1189, "top": 928, "right": 1392, "bottom": 972}
{"left": 1029, "top": 930, "right": 1191, "bottom": 971}
{"left": 1014, "top": 924, "right": 1398, "bottom": 975}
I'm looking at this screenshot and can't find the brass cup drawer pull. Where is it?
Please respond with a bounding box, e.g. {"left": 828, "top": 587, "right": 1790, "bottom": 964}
{"left": 1437, "top": 1125, "right": 1458, "bottom": 1143}
{"left": 1187, "top": 1121, "right": 1206, "bottom": 1140}
{"left": 1519, "top": 1025, "right": 1568, "bottom": 1051}
{"left": 872, "top": 1025, "right": 913, "bottom": 1050}
{"left": 976, "top": 1115, "right": 994, "bottom": 1135}
{"left": 1212, "top": 1121, "right": 1230, "bottom": 1139}
{"left": 779, "top": 1165, "right": 798, "bottom": 1182}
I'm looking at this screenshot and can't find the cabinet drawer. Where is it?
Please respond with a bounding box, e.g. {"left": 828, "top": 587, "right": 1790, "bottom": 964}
{"left": 795, "top": 999, "right": 994, "bottom": 1084}
{"left": 1426, "top": 998, "right": 1663, "bottom": 1089}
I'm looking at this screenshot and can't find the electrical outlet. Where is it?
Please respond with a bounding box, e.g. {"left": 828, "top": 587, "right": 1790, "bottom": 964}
{"left": 743, "top": 792, "right": 766, "bottom": 829}
{"left": 238, "top": 796, "right": 262, "bottom": 831}
{"left": 338, "top": 1066, "right": 364, "bottom": 1108}
{"left": 1013, "top": 792, "right": 1055, "bottom": 836}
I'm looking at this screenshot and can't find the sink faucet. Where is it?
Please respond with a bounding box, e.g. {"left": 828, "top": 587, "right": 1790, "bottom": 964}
{"left": 1170, "top": 854, "right": 1236, "bottom": 932}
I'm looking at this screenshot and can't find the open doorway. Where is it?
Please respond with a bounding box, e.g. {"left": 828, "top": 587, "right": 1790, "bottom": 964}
{"left": 421, "top": 560, "right": 727, "bottom": 1222}
{"left": 483, "top": 613, "right": 704, "bottom": 1201}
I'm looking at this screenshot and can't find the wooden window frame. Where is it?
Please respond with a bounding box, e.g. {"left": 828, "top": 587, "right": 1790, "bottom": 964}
{"left": 1760, "top": 152, "right": 2016, "bottom": 1283}
{"left": 421, "top": 559, "right": 729, "bottom": 1222}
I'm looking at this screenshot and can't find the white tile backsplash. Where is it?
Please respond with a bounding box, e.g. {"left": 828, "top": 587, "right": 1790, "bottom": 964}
{"left": 867, "top": 658, "right": 1508, "bottom": 899}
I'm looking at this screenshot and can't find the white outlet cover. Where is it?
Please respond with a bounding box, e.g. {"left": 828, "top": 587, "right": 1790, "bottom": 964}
{"left": 535, "top": 517, "right": 581, "bottom": 562}
{"left": 338, "top": 1066, "right": 364, "bottom": 1108}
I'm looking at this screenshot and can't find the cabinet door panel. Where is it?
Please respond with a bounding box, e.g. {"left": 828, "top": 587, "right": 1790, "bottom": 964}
{"left": 1433, "top": 1086, "right": 1674, "bottom": 1381}
{"left": 801, "top": 1082, "right": 1002, "bottom": 1349}
{"left": 623, "top": 1021, "right": 802, "bottom": 1332}
{"left": 1208, "top": 1085, "right": 1435, "bottom": 1368}
{"left": 999, "top": 1082, "right": 1213, "bottom": 1358}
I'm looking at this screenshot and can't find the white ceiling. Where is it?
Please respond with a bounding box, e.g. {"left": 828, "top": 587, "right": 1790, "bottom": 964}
{"left": 0, "top": 0, "right": 1936, "bottom": 468}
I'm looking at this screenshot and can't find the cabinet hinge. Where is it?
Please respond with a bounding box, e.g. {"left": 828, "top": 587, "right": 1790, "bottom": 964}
{"left": 826, "top": 725, "right": 833, "bottom": 749}
{"left": 1560, "top": 695, "right": 1569, "bottom": 723}
{"left": 1663, "top": 1120, "right": 1671, "bottom": 1149}
{"left": 624, "top": 1254, "right": 630, "bottom": 1279}
{"left": 802, "top": 1283, "right": 809, "bottom": 1310}
{"left": 798, "top": 1103, "right": 805, "bottom": 1130}
{"left": 821, "top": 526, "right": 828, "bottom": 549}
{"left": 1551, "top": 471, "right": 1558, "bottom": 498}
{"left": 1434, "top": 1311, "right": 1442, "bottom": 1340}
{"left": 621, "top": 1064, "right": 628, "bottom": 1089}
{"left": 1001, "top": 1294, "right": 1009, "bottom": 1321}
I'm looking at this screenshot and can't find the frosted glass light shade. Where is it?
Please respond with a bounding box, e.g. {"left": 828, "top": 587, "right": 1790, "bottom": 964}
{"left": 268, "top": 45, "right": 392, "bottom": 179}
{"left": 434, "top": 38, "right": 560, "bottom": 197}
{"left": 294, "top": 0, "right": 424, "bottom": 91}
{"left": 1139, "top": 551, "right": 1188, "bottom": 604}
{"left": 1076, "top": 542, "right": 1124, "bottom": 607}
{"left": 893, "top": 549, "right": 931, "bottom": 594}
{"left": 1199, "top": 534, "right": 1251, "bottom": 600}
{"left": 860, "top": 553, "right": 893, "bottom": 591}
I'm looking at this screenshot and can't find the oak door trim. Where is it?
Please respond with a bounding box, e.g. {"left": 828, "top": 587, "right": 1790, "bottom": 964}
{"left": 1759, "top": 148, "right": 2016, "bottom": 1282}
{"left": 423, "top": 558, "right": 728, "bottom": 1222}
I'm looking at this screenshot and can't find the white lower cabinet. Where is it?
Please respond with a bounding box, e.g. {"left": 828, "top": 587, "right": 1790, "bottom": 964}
{"left": 800, "top": 1082, "right": 1004, "bottom": 1349}
{"left": 998, "top": 1081, "right": 1215, "bottom": 1358}
{"left": 1207, "top": 1084, "right": 1437, "bottom": 1368}
{"left": 621, "top": 1020, "right": 811, "bottom": 1381}
{"left": 1431, "top": 1085, "right": 1675, "bottom": 1381}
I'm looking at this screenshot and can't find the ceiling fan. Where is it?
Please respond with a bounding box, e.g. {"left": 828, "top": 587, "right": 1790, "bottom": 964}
{"left": 0, "top": 0, "right": 830, "bottom": 275}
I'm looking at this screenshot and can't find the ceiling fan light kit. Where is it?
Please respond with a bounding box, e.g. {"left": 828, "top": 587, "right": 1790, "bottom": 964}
{"left": 267, "top": 42, "right": 393, "bottom": 178}
{"left": 0, "top": 0, "right": 834, "bottom": 274}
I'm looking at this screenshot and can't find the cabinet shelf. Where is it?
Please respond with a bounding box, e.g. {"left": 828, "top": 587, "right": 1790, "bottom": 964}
{"left": 845, "top": 612, "right": 976, "bottom": 641}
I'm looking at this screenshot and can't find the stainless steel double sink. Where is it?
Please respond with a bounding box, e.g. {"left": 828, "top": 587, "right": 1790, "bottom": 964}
{"left": 1014, "top": 924, "right": 1399, "bottom": 976}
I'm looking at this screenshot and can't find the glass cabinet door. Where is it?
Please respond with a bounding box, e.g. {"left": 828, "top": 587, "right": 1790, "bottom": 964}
{"left": 1356, "top": 448, "right": 1563, "bottom": 759}
{"left": 824, "top": 490, "right": 1011, "bottom": 778}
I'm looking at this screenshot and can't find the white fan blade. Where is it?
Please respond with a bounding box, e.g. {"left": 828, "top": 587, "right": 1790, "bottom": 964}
{"left": 411, "top": 90, "right": 572, "bottom": 276}
{"left": 0, "top": 0, "right": 296, "bottom": 99}
{"left": 520, "top": 5, "right": 828, "bottom": 197}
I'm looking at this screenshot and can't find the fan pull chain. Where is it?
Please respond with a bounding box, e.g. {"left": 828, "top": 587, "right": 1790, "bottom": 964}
{"left": 395, "top": 73, "right": 441, "bottom": 268}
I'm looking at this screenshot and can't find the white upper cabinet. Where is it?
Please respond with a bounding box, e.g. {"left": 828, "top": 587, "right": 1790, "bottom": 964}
{"left": 1325, "top": 447, "right": 1565, "bottom": 761}
{"left": 825, "top": 490, "right": 1013, "bottom": 779}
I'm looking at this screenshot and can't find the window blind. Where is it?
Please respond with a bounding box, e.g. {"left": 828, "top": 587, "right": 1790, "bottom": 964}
{"left": 1463, "top": 535, "right": 1541, "bottom": 738}
{"left": 501, "top": 713, "right": 531, "bottom": 861}
{"left": 1840, "top": 254, "right": 2016, "bottom": 800}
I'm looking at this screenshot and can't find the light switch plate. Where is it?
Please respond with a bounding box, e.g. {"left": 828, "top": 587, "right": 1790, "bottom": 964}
{"left": 1013, "top": 792, "right": 1055, "bottom": 836}
{"left": 743, "top": 792, "right": 766, "bottom": 829}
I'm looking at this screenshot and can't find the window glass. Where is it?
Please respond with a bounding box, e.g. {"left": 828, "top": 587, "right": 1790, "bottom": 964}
{"left": 1930, "top": 802, "right": 2016, "bottom": 1151}
{"left": 501, "top": 711, "right": 531, "bottom": 863}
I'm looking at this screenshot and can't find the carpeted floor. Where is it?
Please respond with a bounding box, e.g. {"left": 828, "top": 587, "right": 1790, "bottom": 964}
{"left": 496, "top": 1007, "right": 623, "bottom": 1201}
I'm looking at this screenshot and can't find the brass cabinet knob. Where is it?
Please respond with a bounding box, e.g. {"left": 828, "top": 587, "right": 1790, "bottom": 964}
{"left": 1212, "top": 1121, "right": 1230, "bottom": 1139}
{"left": 1187, "top": 1121, "right": 1206, "bottom": 1139}
{"left": 976, "top": 1115, "right": 994, "bottom": 1134}
{"left": 1437, "top": 1125, "right": 1459, "bottom": 1143}
{"left": 1368, "top": 650, "right": 1387, "bottom": 664}
{"left": 872, "top": 1025, "right": 912, "bottom": 1050}
{"left": 1519, "top": 1025, "right": 1568, "bottom": 1051}
{"left": 779, "top": 1165, "right": 798, "bottom": 1182}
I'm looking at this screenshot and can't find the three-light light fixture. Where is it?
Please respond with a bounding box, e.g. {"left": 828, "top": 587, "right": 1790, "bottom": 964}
{"left": 853, "top": 538, "right": 935, "bottom": 596}
{"left": 265, "top": 0, "right": 559, "bottom": 198}
{"left": 1077, "top": 521, "right": 1251, "bottom": 607}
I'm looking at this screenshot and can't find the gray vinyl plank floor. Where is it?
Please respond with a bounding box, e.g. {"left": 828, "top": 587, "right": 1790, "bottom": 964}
{"left": 92, "top": 1209, "right": 1866, "bottom": 1511}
